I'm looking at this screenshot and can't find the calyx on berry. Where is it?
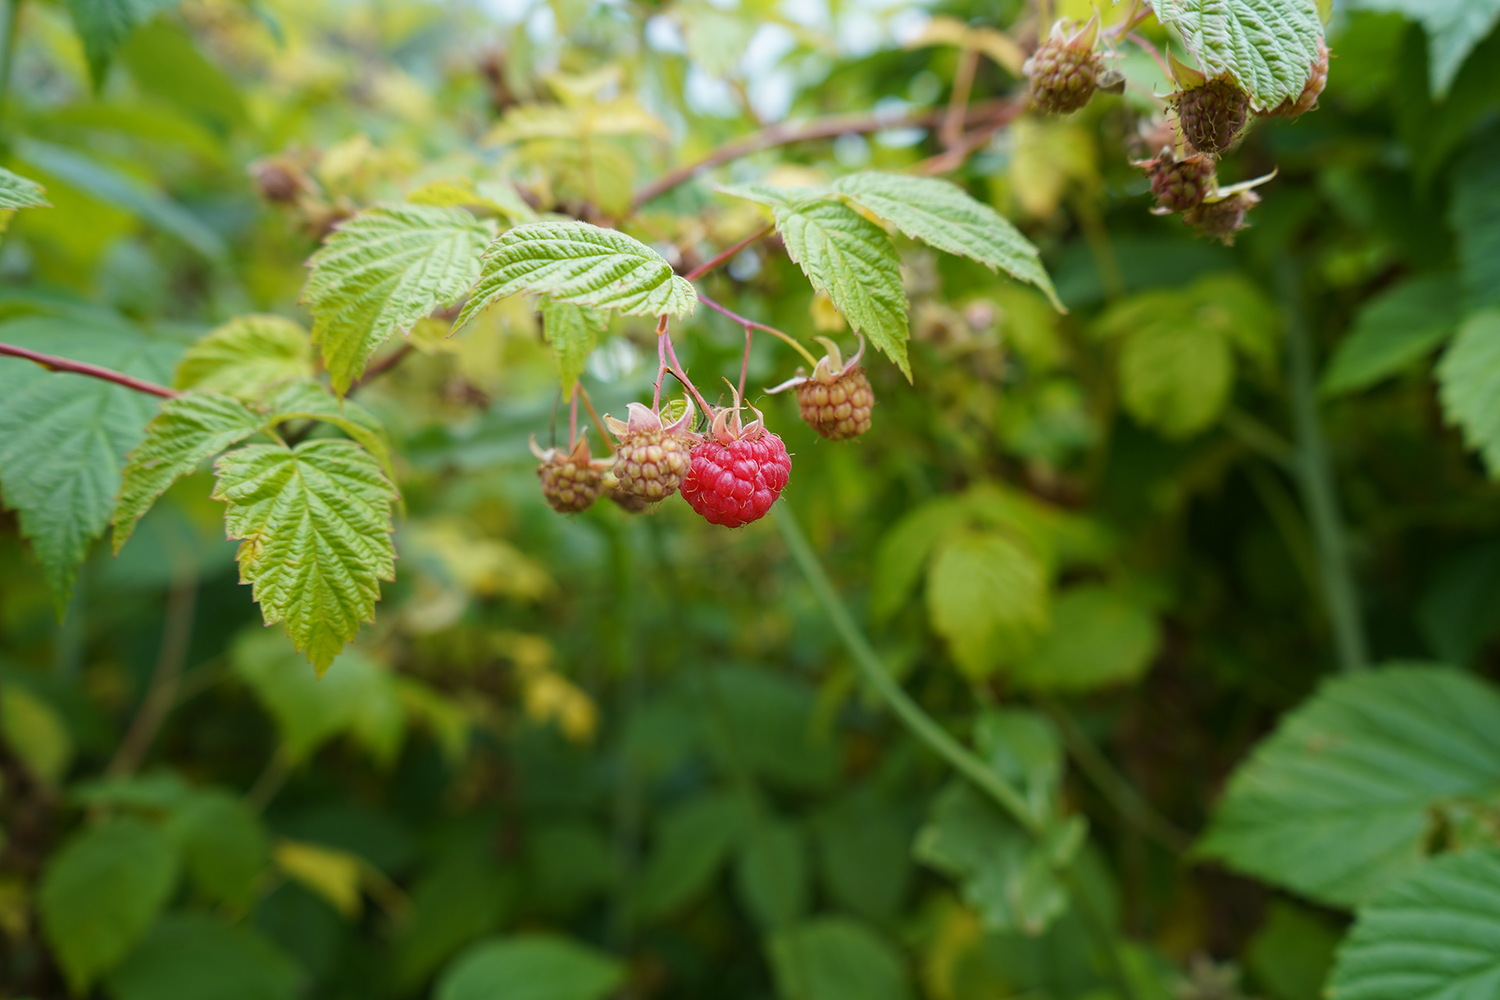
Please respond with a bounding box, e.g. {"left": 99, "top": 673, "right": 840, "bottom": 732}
{"left": 680, "top": 385, "right": 792, "bottom": 528}
{"left": 531, "top": 431, "right": 613, "bottom": 513}
{"left": 603, "top": 399, "right": 697, "bottom": 502}
{"left": 1180, "top": 171, "right": 1275, "bottom": 244}
{"left": 1024, "top": 15, "right": 1105, "bottom": 115}
{"left": 767, "top": 336, "right": 875, "bottom": 441}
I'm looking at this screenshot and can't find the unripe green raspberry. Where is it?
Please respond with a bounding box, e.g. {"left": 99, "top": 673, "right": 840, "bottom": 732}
{"left": 1172, "top": 77, "right": 1250, "bottom": 154}
{"left": 532, "top": 433, "right": 610, "bottom": 513}
{"left": 797, "top": 369, "right": 874, "bottom": 441}
{"left": 1025, "top": 16, "right": 1103, "bottom": 115}
{"left": 604, "top": 401, "right": 698, "bottom": 501}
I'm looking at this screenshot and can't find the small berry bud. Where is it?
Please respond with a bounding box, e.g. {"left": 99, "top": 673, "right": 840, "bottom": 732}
{"left": 768, "top": 336, "right": 876, "bottom": 441}
{"left": 1185, "top": 190, "right": 1260, "bottom": 245}
{"left": 1172, "top": 76, "right": 1251, "bottom": 155}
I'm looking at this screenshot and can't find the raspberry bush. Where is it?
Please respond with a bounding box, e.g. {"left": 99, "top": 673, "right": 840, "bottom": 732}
{"left": 3, "top": 0, "right": 1500, "bottom": 997}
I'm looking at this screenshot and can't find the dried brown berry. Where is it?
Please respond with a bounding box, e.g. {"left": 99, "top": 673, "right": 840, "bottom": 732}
{"left": 604, "top": 401, "right": 697, "bottom": 501}
{"left": 1025, "top": 17, "right": 1103, "bottom": 114}
{"left": 249, "top": 158, "right": 311, "bottom": 204}
{"left": 1184, "top": 190, "right": 1260, "bottom": 245}
{"left": 532, "top": 433, "right": 611, "bottom": 513}
{"left": 1172, "top": 77, "right": 1251, "bottom": 155}
{"left": 1137, "top": 149, "right": 1218, "bottom": 214}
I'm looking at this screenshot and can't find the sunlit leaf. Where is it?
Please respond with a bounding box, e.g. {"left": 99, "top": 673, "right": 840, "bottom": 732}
{"left": 540, "top": 297, "right": 609, "bottom": 391}
{"left": 213, "top": 441, "right": 397, "bottom": 670}
{"left": 1009, "top": 585, "right": 1161, "bottom": 692}
{"left": 927, "top": 531, "right": 1050, "bottom": 678}
{"left": 302, "top": 204, "right": 496, "bottom": 393}
{"left": 174, "top": 315, "right": 316, "bottom": 401}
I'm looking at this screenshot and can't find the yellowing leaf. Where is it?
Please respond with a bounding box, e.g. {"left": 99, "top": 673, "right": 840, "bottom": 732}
{"left": 173, "top": 315, "right": 316, "bottom": 401}
{"left": 0, "top": 685, "right": 74, "bottom": 784}
{"left": 274, "top": 840, "right": 365, "bottom": 918}
{"left": 213, "top": 441, "right": 397, "bottom": 671}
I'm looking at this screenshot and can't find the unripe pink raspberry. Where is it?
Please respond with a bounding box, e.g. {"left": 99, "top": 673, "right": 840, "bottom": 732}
{"left": 681, "top": 393, "right": 791, "bottom": 528}
{"left": 768, "top": 336, "right": 875, "bottom": 441}
{"left": 1136, "top": 149, "right": 1218, "bottom": 215}
{"left": 531, "top": 432, "right": 611, "bottom": 513}
{"left": 604, "top": 400, "right": 697, "bottom": 502}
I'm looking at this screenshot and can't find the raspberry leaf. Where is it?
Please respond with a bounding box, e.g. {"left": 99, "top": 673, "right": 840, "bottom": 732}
{"left": 0, "top": 165, "right": 49, "bottom": 210}
{"left": 1151, "top": 0, "right": 1324, "bottom": 109}
{"left": 456, "top": 221, "right": 697, "bottom": 330}
{"left": 724, "top": 187, "right": 911, "bottom": 379}
{"left": 112, "top": 392, "right": 268, "bottom": 553}
{"left": 1327, "top": 848, "right": 1500, "bottom": 1000}
{"left": 261, "top": 381, "right": 397, "bottom": 482}
{"left": 174, "top": 315, "right": 316, "bottom": 401}
{"left": 1449, "top": 126, "right": 1500, "bottom": 310}
{"left": 767, "top": 918, "right": 910, "bottom": 1000}
{"left": 1322, "top": 273, "right": 1464, "bottom": 396}
{"left": 0, "top": 316, "right": 178, "bottom": 613}
{"left": 212, "top": 440, "right": 398, "bottom": 673}
{"left": 832, "top": 172, "right": 1061, "bottom": 310}
{"left": 541, "top": 297, "right": 610, "bottom": 391}
{"left": 435, "top": 935, "right": 625, "bottom": 1000}
{"left": 927, "top": 531, "right": 1050, "bottom": 678}
{"left": 1008, "top": 586, "right": 1161, "bottom": 693}
{"left": 303, "top": 204, "right": 496, "bottom": 394}
{"left": 1345, "top": 0, "right": 1500, "bottom": 97}
{"left": 1198, "top": 666, "right": 1500, "bottom": 907}
{"left": 1436, "top": 309, "right": 1500, "bottom": 478}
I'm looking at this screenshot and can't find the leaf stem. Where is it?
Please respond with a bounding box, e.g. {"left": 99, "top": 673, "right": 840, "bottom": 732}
{"left": 578, "top": 384, "right": 614, "bottom": 453}
{"left": 683, "top": 225, "right": 772, "bottom": 282}
{"left": 661, "top": 330, "right": 714, "bottom": 414}
{"left": 940, "top": 46, "right": 980, "bottom": 150}
{"left": 1279, "top": 261, "right": 1369, "bottom": 673}
{"left": 773, "top": 503, "right": 1040, "bottom": 835}
{"left": 0, "top": 341, "right": 178, "bottom": 398}
{"left": 698, "top": 294, "right": 819, "bottom": 368}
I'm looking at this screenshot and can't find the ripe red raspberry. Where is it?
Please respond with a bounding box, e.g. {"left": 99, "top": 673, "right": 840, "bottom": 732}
{"left": 769, "top": 336, "right": 875, "bottom": 441}
{"left": 604, "top": 401, "right": 697, "bottom": 501}
{"left": 1025, "top": 16, "right": 1103, "bottom": 114}
{"left": 680, "top": 395, "right": 791, "bottom": 528}
{"left": 1264, "top": 42, "right": 1329, "bottom": 119}
{"left": 531, "top": 433, "right": 610, "bottom": 513}
{"left": 1136, "top": 149, "right": 1217, "bottom": 214}
{"left": 1184, "top": 190, "right": 1260, "bottom": 245}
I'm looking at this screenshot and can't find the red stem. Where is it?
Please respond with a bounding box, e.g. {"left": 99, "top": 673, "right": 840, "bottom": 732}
{"left": 661, "top": 335, "right": 714, "bottom": 414}
{"left": 0, "top": 342, "right": 177, "bottom": 398}
{"left": 697, "top": 294, "right": 819, "bottom": 367}
{"left": 738, "top": 327, "right": 753, "bottom": 402}
{"left": 683, "top": 226, "right": 772, "bottom": 282}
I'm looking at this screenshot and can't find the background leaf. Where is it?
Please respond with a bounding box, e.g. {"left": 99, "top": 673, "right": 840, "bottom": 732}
{"left": 1346, "top": 0, "right": 1500, "bottom": 95}
{"left": 1199, "top": 666, "right": 1500, "bottom": 907}
{"left": 0, "top": 316, "right": 177, "bottom": 610}
{"left": 1436, "top": 309, "right": 1500, "bottom": 477}
{"left": 1009, "top": 585, "right": 1161, "bottom": 692}
{"left": 213, "top": 441, "right": 397, "bottom": 670}
{"left": 105, "top": 914, "right": 303, "bottom": 1000}
{"left": 1328, "top": 847, "right": 1500, "bottom": 1000}
{"left": 1448, "top": 125, "right": 1500, "bottom": 310}
{"left": 927, "top": 531, "right": 1050, "bottom": 678}
{"left": 435, "top": 935, "right": 625, "bottom": 1000}
{"left": 0, "top": 166, "right": 50, "bottom": 209}
{"left": 173, "top": 315, "right": 316, "bottom": 400}
{"left": 733, "top": 819, "right": 809, "bottom": 930}
{"left": 39, "top": 817, "right": 180, "bottom": 993}
{"left": 63, "top": 0, "right": 183, "bottom": 86}
{"left": 302, "top": 204, "right": 495, "bottom": 393}
{"left": 1322, "top": 273, "right": 1465, "bottom": 395}
{"left": 768, "top": 918, "right": 913, "bottom": 1000}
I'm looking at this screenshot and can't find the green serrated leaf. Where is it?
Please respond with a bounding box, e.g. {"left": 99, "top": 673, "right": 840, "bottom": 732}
{"left": 540, "top": 297, "right": 609, "bottom": 391}
{"left": 0, "top": 165, "right": 50, "bottom": 210}
{"left": 112, "top": 392, "right": 267, "bottom": 553}
{"left": 1152, "top": 0, "right": 1324, "bottom": 108}
{"left": 927, "top": 531, "right": 1050, "bottom": 678}
{"left": 174, "top": 315, "right": 316, "bottom": 400}
{"left": 302, "top": 204, "right": 496, "bottom": 393}
{"left": 105, "top": 914, "right": 304, "bottom": 1000}
{"left": 260, "top": 381, "right": 397, "bottom": 482}
{"left": 1198, "top": 665, "right": 1500, "bottom": 908}
{"left": 1321, "top": 273, "right": 1464, "bottom": 395}
{"left": 768, "top": 917, "right": 913, "bottom": 1000}
{"left": 1449, "top": 126, "right": 1500, "bottom": 309}
{"left": 436, "top": 935, "right": 625, "bottom": 1000}
{"left": 39, "top": 816, "right": 180, "bottom": 993}
{"left": 0, "top": 317, "right": 178, "bottom": 611}
{"left": 1436, "top": 310, "right": 1500, "bottom": 477}
{"left": 1328, "top": 847, "right": 1500, "bottom": 1000}
{"left": 762, "top": 197, "right": 911, "bottom": 379}
{"left": 456, "top": 221, "right": 696, "bottom": 330}
{"left": 1347, "top": 0, "right": 1500, "bottom": 96}
{"left": 831, "top": 172, "right": 1061, "bottom": 310}
{"left": 212, "top": 440, "right": 398, "bottom": 671}
{"left": 719, "top": 182, "right": 828, "bottom": 212}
